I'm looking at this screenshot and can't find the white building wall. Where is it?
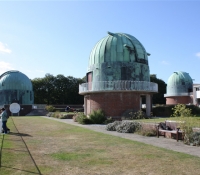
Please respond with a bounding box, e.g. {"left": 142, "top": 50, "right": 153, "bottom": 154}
{"left": 197, "top": 91, "right": 200, "bottom": 98}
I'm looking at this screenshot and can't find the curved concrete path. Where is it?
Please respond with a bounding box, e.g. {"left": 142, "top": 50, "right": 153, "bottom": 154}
{"left": 42, "top": 116, "right": 200, "bottom": 158}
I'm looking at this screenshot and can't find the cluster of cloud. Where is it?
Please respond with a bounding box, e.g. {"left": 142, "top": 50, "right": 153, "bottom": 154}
{"left": 196, "top": 52, "right": 200, "bottom": 58}
{"left": 0, "top": 42, "right": 12, "bottom": 54}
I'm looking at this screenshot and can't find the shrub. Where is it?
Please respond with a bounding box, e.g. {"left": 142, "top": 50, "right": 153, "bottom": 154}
{"left": 186, "top": 105, "right": 200, "bottom": 115}
{"left": 59, "top": 114, "right": 74, "bottom": 119}
{"left": 81, "top": 118, "right": 94, "bottom": 124}
{"left": 89, "top": 109, "right": 106, "bottom": 124}
{"left": 122, "top": 109, "right": 148, "bottom": 120}
{"left": 137, "top": 123, "right": 157, "bottom": 136}
{"left": 116, "top": 121, "right": 141, "bottom": 133}
{"left": 170, "top": 104, "right": 198, "bottom": 145}
{"left": 152, "top": 104, "right": 200, "bottom": 117}
{"left": 52, "top": 111, "right": 61, "bottom": 118}
{"left": 152, "top": 105, "right": 174, "bottom": 117}
{"left": 189, "top": 132, "right": 200, "bottom": 146}
{"left": 106, "top": 121, "right": 141, "bottom": 133}
{"left": 104, "top": 117, "right": 114, "bottom": 124}
{"left": 45, "top": 105, "right": 56, "bottom": 112}
{"left": 75, "top": 113, "right": 93, "bottom": 124}
{"left": 46, "top": 112, "right": 54, "bottom": 117}
{"left": 106, "top": 121, "right": 122, "bottom": 131}
{"left": 54, "top": 112, "right": 61, "bottom": 118}
{"left": 171, "top": 104, "right": 194, "bottom": 118}
{"left": 73, "top": 113, "right": 79, "bottom": 122}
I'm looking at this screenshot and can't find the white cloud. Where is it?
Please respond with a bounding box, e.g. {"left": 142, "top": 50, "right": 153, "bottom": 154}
{"left": 195, "top": 52, "right": 200, "bottom": 58}
{"left": 0, "top": 61, "right": 14, "bottom": 75}
{"left": 161, "top": 60, "right": 169, "bottom": 65}
{"left": 0, "top": 42, "right": 12, "bottom": 54}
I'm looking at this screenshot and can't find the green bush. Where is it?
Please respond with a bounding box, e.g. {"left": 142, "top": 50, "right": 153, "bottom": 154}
{"left": 59, "top": 114, "right": 74, "bottom": 119}
{"left": 106, "top": 121, "right": 122, "bottom": 131}
{"left": 152, "top": 104, "right": 200, "bottom": 117}
{"left": 189, "top": 132, "right": 200, "bottom": 146}
{"left": 186, "top": 105, "right": 200, "bottom": 115}
{"left": 106, "top": 121, "right": 141, "bottom": 133}
{"left": 45, "top": 105, "right": 56, "bottom": 112}
{"left": 122, "top": 109, "right": 148, "bottom": 120}
{"left": 81, "top": 118, "right": 94, "bottom": 124}
{"left": 89, "top": 109, "right": 106, "bottom": 124}
{"left": 104, "top": 117, "right": 114, "bottom": 124}
{"left": 152, "top": 105, "right": 174, "bottom": 117}
{"left": 75, "top": 113, "right": 93, "bottom": 124}
{"left": 170, "top": 104, "right": 198, "bottom": 145}
{"left": 52, "top": 112, "right": 61, "bottom": 118}
{"left": 116, "top": 121, "right": 141, "bottom": 133}
{"left": 171, "top": 104, "right": 193, "bottom": 118}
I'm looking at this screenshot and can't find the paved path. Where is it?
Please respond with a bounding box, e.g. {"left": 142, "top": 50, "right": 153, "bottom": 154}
{"left": 43, "top": 116, "right": 200, "bottom": 158}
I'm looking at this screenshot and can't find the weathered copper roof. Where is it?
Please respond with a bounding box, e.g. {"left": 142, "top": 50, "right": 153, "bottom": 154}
{"left": 87, "top": 32, "right": 150, "bottom": 82}
{"left": 165, "top": 71, "right": 193, "bottom": 96}
{"left": 0, "top": 70, "right": 33, "bottom": 91}
{"left": 88, "top": 32, "right": 149, "bottom": 66}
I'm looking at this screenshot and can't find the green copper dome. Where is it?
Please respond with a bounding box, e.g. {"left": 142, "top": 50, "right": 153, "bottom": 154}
{"left": 165, "top": 71, "right": 193, "bottom": 96}
{"left": 0, "top": 70, "right": 32, "bottom": 90}
{"left": 0, "top": 70, "right": 34, "bottom": 105}
{"left": 87, "top": 32, "right": 150, "bottom": 82}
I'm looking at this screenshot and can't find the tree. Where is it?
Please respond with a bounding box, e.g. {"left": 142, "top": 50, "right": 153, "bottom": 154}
{"left": 150, "top": 75, "right": 167, "bottom": 104}
{"left": 31, "top": 74, "right": 85, "bottom": 105}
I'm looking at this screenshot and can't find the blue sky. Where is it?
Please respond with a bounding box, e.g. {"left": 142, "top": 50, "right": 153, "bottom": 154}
{"left": 0, "top": 0, "right": 200, "bottom": 84}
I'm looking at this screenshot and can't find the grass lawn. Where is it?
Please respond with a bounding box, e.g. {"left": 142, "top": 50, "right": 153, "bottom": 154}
{"left": 1, "top": 117, "right": 200, "bottom": 175}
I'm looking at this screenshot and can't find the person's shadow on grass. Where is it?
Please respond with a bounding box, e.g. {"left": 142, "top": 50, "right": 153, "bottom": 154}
{"left": 8, "top": 132, "right": 32, "bottom": 137}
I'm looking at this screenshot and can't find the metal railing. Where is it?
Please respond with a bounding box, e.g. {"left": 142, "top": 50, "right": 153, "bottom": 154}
{"left": 164, "top": 92, "right": 193, "bottom": 97}
{"left": 79, "top": 81, "right": 158, "bottom": 94}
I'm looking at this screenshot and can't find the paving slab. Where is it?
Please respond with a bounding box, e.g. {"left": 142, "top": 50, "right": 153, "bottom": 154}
{"left": 42, "top": 116, "right": 200, "bottom": 158}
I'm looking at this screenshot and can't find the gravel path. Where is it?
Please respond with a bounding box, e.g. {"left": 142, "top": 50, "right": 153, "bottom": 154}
{"left": 43, "top": 116, "right": 200, "bottom": 158}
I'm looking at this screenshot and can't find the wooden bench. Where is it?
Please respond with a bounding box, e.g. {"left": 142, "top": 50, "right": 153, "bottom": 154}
{"left": 157, "top": 120, "right": 184, "bottom": 141}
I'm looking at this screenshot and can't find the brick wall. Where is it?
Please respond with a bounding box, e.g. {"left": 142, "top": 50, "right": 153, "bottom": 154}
{"left": 166, "top": 96, "right": 193, "bottom": 105}
{"left": 85, "top": 92, "right": 142, "bottom": 117}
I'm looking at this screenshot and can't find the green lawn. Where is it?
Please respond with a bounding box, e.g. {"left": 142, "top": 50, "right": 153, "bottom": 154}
{"left": 1, "top": 116, "right": 200, "bottom": 175}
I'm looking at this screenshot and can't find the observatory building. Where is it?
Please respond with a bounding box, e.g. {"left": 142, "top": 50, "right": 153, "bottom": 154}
{"left": 79, "top": 32, "right": 158, "bottom": 118}
{"left": 164, "top": 71, "right": 193, "bottom": 104}
{"left": 0, "top": 70, "right": 34, "bottom": 115}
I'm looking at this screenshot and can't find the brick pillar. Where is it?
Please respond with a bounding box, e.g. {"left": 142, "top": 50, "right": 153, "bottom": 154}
{"left": 146, "top": 94, "right": 151, "bottom": 117}
{"left": 84, "top": 96, "right": 86, "bottom": 115}
{"left": 193, "top": 87, "right": 197, "bottom": 105}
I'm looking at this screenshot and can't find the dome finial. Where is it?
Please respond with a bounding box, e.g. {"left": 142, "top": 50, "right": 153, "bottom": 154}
{"left": 107, "top": 31, "right": 115, "bottom": 36}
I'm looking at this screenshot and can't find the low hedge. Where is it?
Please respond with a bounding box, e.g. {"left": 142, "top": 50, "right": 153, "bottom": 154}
{"left": 152, "top": 105, "right": 200, "bottom": 117}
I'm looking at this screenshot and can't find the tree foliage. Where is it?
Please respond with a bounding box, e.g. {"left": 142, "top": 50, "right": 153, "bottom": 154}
{"left": 31, "top": 74, "right": 86, "bottom": 104}
{"left": 150, "top": 75, "right": 167, "bottom": 104}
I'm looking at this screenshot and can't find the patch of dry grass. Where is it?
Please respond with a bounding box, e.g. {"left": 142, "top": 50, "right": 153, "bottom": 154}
{"left": 1, "top": 117, "right": 200, "bottom": 175}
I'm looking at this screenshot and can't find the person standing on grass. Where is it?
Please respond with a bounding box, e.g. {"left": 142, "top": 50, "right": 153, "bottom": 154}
{"left": 0, "top": 108, "right": 8, "bottom": 134}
